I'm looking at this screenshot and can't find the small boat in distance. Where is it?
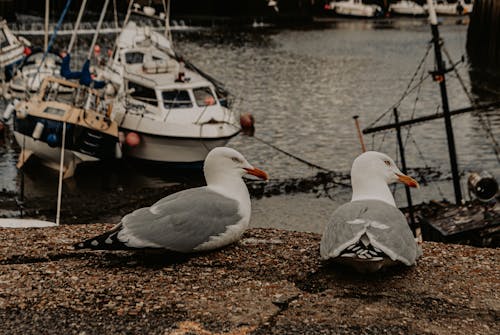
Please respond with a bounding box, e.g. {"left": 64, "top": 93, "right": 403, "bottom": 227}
{"left": 13, "top": 76, "right": 120, "bottom": 178}
{"left": 325, "top": 0, "right": 383, "bottom": 18}
{"left": 0, "top": 19, "right": 28, "bottom": 81}
{"left": 390, "top": 1, "right": 427, "bottom": 16}
{"left": 102, "top": 3, "right": 240, "bottom": 164}
{"left": 434, "top": 0, "right": 472, "bottom": 16}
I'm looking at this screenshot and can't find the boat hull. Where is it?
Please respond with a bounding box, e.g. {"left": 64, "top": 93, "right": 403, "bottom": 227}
{"left": 120, "top": 130, "right": 238, "bottom": 162}
{"left": 333, "top": 4, "right": 381, "bottom": 18}
{"left": 13, "top": 131, "right": 97, "bottom": 174}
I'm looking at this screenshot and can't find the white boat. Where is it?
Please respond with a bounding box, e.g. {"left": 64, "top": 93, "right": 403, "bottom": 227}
{"left": 7, "top": 0, "right": 68, "bottom": 99}
{"left": 13, "top": 77, "right": 120, "bottom": 178}
{"left": 8, "top": 51, "right": 71, "bottom": 98}
{"left": 390, "top": 1, "right": 427, "bottom": 16}
{"left": 326, "top": 0, "right": 382, "bottom": 18}
{"left": 0, "top": 19, "right": 27, "bottom": 78}
{"left": 102, "top": 4, "right": 240, "bottom": 163}
{"left": 434, "top": 0, "right": 472, "bottom": 16}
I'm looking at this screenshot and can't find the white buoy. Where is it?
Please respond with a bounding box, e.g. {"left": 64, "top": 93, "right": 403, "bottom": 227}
{"left": 115, "top": 142, "right": 122, "bottom": 159}
{"left": 32, "top": 122, "right": 45, "bottom": 139}
{"left": 3, "top": 99, "right": 20, "bottom": 120}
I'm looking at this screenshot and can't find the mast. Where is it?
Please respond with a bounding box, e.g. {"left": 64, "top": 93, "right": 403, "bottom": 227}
{"left": 44, "top": 0, "right": 49, "bottom": 51}
{"left": 426, "top": 0, "right": 463, "bottom": 204}
{"left": 68, "top": 0, "right": 88, "bottom": 54}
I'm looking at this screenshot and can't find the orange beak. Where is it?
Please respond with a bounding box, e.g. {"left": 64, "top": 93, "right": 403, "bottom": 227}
{"left": 396, "top": 173, "right": 419, "bottom": 188}
{"left": 244, "top": 167, "right": 269, "bottom": 180}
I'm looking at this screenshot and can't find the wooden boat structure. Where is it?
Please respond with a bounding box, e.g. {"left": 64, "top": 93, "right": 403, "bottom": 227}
{"left": 361, "top": 0, "right": 499, "bottom": 247}
{"left": 13, "top": 76, "right": 120, "bottom": 179}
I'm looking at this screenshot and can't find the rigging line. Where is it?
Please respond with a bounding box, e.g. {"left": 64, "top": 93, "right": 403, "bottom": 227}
{"left": 251, "top": 135, "right": 351, "bottom": 188}
{"left": 404, "top": 57, "right": 428, "bottom": 148}
{"left": 442, "top": 46, "right": 500, "bottom": 161}
{"left": 408, "top": 131, "right": 445, "bottom": 199}
{"left": 377, "top": 114, "right": 393, "bottom": 152}
{"left": 251, "top": 135, "right": 331, "bottom": 172}
{"left": 28, "top": 0, "right": 73, "bottom": 98}
{"left": 367, "top": 73, "right": 432, "bottom": 130}
{"left": 366, "top": 43, "right": 433, "bottom": 129}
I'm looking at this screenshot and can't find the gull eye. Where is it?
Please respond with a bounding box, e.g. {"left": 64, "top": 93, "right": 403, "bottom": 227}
{"left": 384, "top": 160, "right": 391, "bottom": 167}
{"left": 231, "top": 157, "right": 242, "bottom": 164}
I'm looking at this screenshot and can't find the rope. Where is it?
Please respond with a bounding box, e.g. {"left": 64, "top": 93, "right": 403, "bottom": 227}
{"left": 87, "top": 0, "right": 111, "bottom": 60}
{"left": 367, "top": 43, "right": 433, "bottom": 129}
{"left": 442, "top": 46, "right": 500, "bottom": 162}
{"left": 251, "top": 135, "right": 333, "bottom": 173}
{"left": 408, "top": 131, "right": 445, "bottom": 199}
{"left": 28, "top": 0, "right": 73, "bottom": 95}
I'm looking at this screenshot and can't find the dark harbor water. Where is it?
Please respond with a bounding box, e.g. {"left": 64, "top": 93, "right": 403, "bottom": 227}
{"left": 1, "top": 17, "right": 499, "bottom": 228}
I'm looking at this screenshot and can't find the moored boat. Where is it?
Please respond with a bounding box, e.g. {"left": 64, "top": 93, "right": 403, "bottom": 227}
{"left": 325, "top": 0, "right": 382, "bottom": 18}
{"left": 0, "top": 19, "right": 28, "bottom": 82}
{"left": 390, "top": 1, "right": 427, "bottom": 16}
{"left": 13, "top": 76, "right": 120, "bottom": 178}
{"left": 434, "top": 0, "right": 472, "bottom": 16}
{"left": 102, "top": 3, "right": 240, "bottom": 163}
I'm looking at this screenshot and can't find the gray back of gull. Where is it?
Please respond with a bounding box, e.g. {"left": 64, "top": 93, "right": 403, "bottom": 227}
{"left": 320, "top": 199, "right": 419, "bottom": 265}
{"left": 120, "top": 187, "right": 243, "bottom": 252}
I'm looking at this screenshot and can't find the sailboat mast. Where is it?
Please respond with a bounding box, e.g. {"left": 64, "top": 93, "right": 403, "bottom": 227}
{"left": 44, "top": 0, "right": 49, "bottom": 51}
{"left": 426, "top": 0, "right": 463, "bottom": 204}
{"left": 87, "top": 0, "right": 111, "bottom": 60}
{"left": 68, "top": 0, "right": 88, "bottom": 54}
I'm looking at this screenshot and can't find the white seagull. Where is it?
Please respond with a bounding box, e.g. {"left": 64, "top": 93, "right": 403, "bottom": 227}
{"left": 75, "top": 147, "right": 268, "bottom": 252}
{"left": 320, "top": 151, "right": 421, "bottom": 273}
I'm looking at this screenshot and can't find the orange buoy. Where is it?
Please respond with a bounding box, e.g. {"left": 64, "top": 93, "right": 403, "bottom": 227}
{"left": 125, "top": 132, "right": 140, "bottom": 147}
{"left": 23, "top": 47, "right": 32, "bottom": 56}
{"left": 240, "top": 113, "right": 255, "bottom": 136}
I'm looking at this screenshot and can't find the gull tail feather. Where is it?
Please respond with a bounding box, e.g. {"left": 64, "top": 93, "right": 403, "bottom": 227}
{"left": 73, "top": 223, "right": 132, "bottom": 250}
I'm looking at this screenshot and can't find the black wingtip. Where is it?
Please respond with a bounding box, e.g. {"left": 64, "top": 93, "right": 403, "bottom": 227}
{"left": 73, "top": 224, "right": 131, "bottom": 251}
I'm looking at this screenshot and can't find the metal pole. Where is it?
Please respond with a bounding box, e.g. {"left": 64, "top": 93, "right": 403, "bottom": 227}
{"left": 87, "top": 0, "right": 111, "bottom": 60}
{"left": 393, "top": 108, "right": 416, "bottom": 233}
{"left": 56, "top": 122, "right": 66, "bottom": 226}
{"left": 44, "top": 0, "right": 49, "bottom": 51}
{"left": 68, "top": 0, "right": 88, "bottom": 54}
{"left": 353, "top": 115, "right": 367, "bottom": 153}
{"left": 426, "top": 0, "right": 463, "bottom": 204}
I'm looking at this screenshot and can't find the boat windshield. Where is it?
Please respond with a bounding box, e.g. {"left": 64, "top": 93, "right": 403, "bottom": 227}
{"left": 162, "top": 90, "right": 192, "bottom": 109}
{"left": 193, "top": 87, "right": 216, "bottom": 107}
{"left": 125, "top": 52, "right": 144, "bottom": 64}
{"left": 128, "top": 81, "right": 158, "bottom": 106}
{"left": 43, "top": 107, "right": 66, "bottom": 117}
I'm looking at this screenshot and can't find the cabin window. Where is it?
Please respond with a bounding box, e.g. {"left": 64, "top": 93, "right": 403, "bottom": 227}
{"left": 125, "top": 52, "right": 144, "bottom": 64}
{"left": 193, "top": 87, "right": 216, "bottom": 107}
{"left": 128, "top": 81, "right": 158, "bottom": 106}
{"left": 162, "top": 90, "right": 192, "bottom": 109}
{"left": 0, "top": 29, "right": 9, "bottom": 49}
{"left": 43, "top": 107, "right": 66, "bottom": 117}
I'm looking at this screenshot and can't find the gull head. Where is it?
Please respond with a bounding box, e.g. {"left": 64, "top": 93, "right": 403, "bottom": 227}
{"left": 352, "top": 151, "right": 419, "bottom": 188}
{"left": 204, "top": 147, "right": 268, "bottom": 185}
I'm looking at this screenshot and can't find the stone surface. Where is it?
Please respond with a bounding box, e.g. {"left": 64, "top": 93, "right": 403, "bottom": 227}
{"left": 0, "top": 225, "right": 498, "bottom": 334}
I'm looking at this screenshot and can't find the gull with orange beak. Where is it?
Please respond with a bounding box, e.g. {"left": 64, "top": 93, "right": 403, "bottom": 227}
{"left": 75, "top": 147, "right": 268, "bottom": 253}
{"left": 320, "top": 151, "right": 421, "bottom": 273}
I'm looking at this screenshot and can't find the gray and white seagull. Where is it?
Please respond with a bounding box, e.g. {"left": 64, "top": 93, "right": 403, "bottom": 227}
{"left": 75, "top": 147, "right": 268, "bottom": 253}
{"left": 320, "top": 151, "right": 421, "bottom": 273}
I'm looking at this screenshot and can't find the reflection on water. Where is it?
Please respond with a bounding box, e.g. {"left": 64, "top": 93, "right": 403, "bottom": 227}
{"left": 0, "top": 18, "right": 498, "bottom": 208}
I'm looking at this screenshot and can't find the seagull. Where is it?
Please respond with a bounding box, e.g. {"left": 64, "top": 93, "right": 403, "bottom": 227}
{"left": 74, "top": 147, "right": 268, "bottom": 253}
{"left": 320, "top": 151, "right": 421, "bottom": 273}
